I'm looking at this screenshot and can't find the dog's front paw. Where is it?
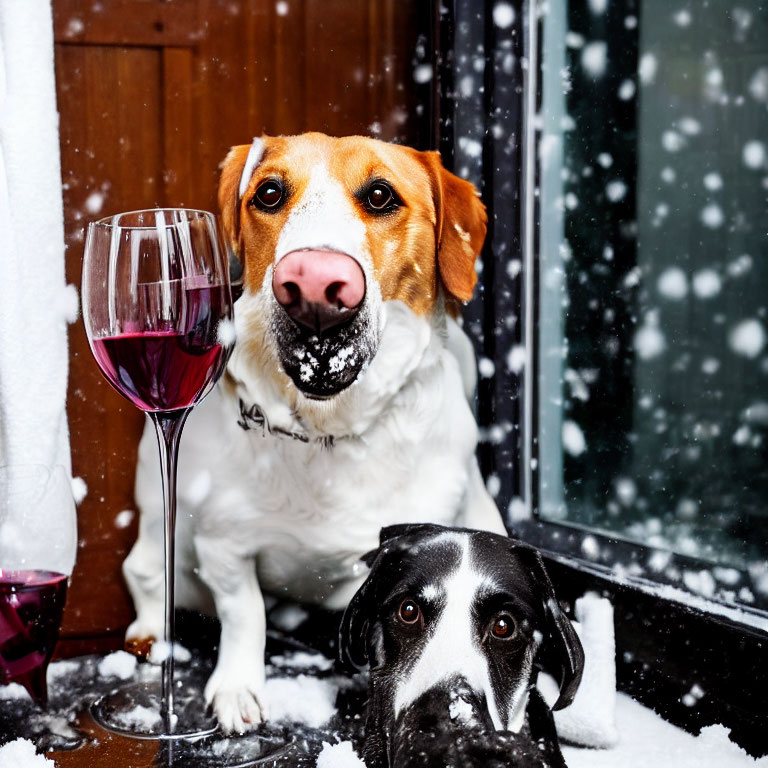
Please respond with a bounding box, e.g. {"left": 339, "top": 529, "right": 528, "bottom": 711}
{"left": 205, "top": 667, "right": 268, "bottom": 733}
{"left": 125, "top": 618, "right": 162, "bottom": 659}
{"left": 125, "top": 634, "right": 155, "bottom": 659}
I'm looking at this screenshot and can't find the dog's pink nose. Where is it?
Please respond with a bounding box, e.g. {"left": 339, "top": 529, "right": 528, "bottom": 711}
{"left": 273, "top": 250, "right": 366, "bottom": 334}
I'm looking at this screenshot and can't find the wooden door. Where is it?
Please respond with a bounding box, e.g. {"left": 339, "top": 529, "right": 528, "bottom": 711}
{"left": 53, "top": 0, "right": 431, "bottom": 655}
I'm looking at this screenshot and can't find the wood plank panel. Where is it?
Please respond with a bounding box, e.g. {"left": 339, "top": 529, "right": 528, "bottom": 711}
{"left": 303, "top": 0, "right": 370, "bottom": 135}
{"left": 57, "top": 43, "right": 164, "bottom": 645}
{"left": 191, "top": 0, "right": 274, "bottom": 211}
{"left": 272, "top": 0, "right": 307, "bottom": 135}
{"left": 54, "top": 0, "right": 202, "bottom": 47}
{"left": 162, "top": 47, "right": 195, "bottom": 205}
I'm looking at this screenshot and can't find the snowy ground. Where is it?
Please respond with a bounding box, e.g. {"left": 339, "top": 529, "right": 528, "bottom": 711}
{"left": 0, "top": 606, "right": 764, "bottom": 767}
{"left": 314, "top": 692, "right": 768, "bottom": 768}
{"left": 1, "top": 656, "right": 764, "bottom": 767}
{"left": 563, "top": 693, "right": 766, "bottom": 768}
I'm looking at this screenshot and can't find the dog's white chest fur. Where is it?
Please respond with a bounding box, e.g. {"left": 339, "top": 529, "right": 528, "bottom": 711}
{"left": 133, "top": 301, "right": 500, "bottom": 612}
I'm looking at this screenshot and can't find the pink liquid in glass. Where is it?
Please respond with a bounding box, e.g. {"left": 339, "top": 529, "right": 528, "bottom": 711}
{"left": 91, "top": 285, "right": 228, "bottom": 412}
{"left": 0, "top": 570, "right": 68, "bottom": 706}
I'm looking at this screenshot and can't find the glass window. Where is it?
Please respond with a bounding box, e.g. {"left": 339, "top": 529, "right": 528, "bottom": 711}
{"left": 537, "top": 0, "right": 767, "bottom": 600}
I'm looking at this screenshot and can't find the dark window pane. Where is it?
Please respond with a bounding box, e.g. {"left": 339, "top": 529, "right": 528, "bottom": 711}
{"left": 538, "top": 0, "right": 768, "bottom": 593}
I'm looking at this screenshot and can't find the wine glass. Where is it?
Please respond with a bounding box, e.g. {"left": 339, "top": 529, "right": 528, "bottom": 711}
{"left": 0, "top": 569, "right": 68, "bottom": 706}
{"left": 81, "top": 208, "right": 233, "bottom": 739}
{"left": 0, "top": 465, "right": 73, "bottom": 707}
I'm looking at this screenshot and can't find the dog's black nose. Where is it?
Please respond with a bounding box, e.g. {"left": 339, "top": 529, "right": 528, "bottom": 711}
{"left": 280, "top": 296, "right": 360, "bottom": 335}
{"left": 273, "top": 249, "right": 365, "bottom": 334}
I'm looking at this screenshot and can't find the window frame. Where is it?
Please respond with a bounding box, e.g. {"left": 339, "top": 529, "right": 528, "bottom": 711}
{"left": 434, "top": 0, "right": 768, "bottom": 757}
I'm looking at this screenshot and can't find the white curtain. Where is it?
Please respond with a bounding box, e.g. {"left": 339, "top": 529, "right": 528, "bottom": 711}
{"left": 0, "top": 0, "right": 77, "bottom": 575}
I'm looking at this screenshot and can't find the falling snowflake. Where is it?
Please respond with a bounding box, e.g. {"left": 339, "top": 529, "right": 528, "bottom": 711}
{"left": 657, "top": 267, "right": 688, "bottom": 300}
{"left": 478, "top": 357, "right": 496, "bottom": 378}
{"left": 580, "top": 535, "right": 600, "bottom": 560}
{"left": 618, "top": 79, "right": 636, "bottom": 100}
{"left": 703, "top": 172, "right": 723, "bottom": 191}
{"left": 597, "top": 152, "right": 613, "bottom": 168}
{"left": 458, "top": 136, "right": 483, "bottom": 158}
{"left": 492, "top": 2, "right": 515, "bottom": 29}
{"left": 729, "top": 319, "right": 766, "bottom": 359}
{"left": 562, "top": 420, "right": 587, "bottom": 457}
{"left": 743, "top": 140, "right": 766, "bottom": 170}
{"left": 84, "top": 191, "right": 105, "bottom": 215}
{"left": 413, "top": 64, "right": 433, "bottom": 84}
{"left": 661, "top": 166, "right": 677, "bottom": 183}
{"left": 748, "top": 67, "right": 768, "bottom": 102}
{"left": 605, "top": 180, "right": 627, "bottom": 202}
{"left": 692, "top": 269, "right": 721, "bottom": 299}
{"left": 635, "top": 312, "right": 666, "bottom": 360}
{"left": 506, "top": 345, "right": 526, "bottom": 373}
{"left": 701, "top": 357, "right": 720, "bottom": 375}
{"left": 581, "top": 41, "right": 608, "bottom": 78}
{"left": 639, "top": 53, "right": 658, "bottom": 84}
{"left": 699, "top": 203, "right": 724, "bottom": 229}
{"left": 615, "top": 477, "right": 637, "bottom": 506}
{"left": 727, "top": 254, "right": 753, "bottom": 277}
{"left": 662, "top": 130, "right": 685, "bottom": 152}
{"left": 678, "top": 117, "right": 701, "bottom": 135}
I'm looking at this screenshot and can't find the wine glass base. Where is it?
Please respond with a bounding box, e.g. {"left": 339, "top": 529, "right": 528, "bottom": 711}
{"left": 90, "top": 679, "right": 218, "bottom": 741}
{"left": 89, "top": 670, "right": 295, "bottom": 765}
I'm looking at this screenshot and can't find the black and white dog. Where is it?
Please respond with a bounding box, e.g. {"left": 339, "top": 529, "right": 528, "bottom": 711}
{"left": 339, "top": 524, "right": 584, "bottom": 767}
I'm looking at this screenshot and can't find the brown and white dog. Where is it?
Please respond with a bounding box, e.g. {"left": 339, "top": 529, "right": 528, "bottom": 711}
{"left": 123, "top": 133, "right": 507, "bottom": 732}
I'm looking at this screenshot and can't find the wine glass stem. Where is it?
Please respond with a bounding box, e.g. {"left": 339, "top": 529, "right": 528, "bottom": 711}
{"left": 149, "top": 408, "right": 191, "bottom": 735}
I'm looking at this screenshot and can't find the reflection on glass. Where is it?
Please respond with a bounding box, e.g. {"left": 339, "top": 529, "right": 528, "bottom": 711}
{"left": 537, "top": 1, "right": 768, "bottom": 584}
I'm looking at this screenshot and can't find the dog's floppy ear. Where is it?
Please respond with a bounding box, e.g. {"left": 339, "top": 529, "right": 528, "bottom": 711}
{"left": 338, "top": 551, "right": 382, "bottom": 672}
{"left": 217, "top": 138, "right": 266, "bottom": 262}
{"left": 217, "top": 143, "right": 251, "bottom": 259}
{"left": 340, "top": 524, "right": 454, "bottom": 671}
{"left": 515, "top": 544, "right": 585, "bottom": 710}
{"left": 417, "top": 151, "right": 487, "bottom": 307}
{"left": 377, "top": 522, "right": 449, "bottom": 548}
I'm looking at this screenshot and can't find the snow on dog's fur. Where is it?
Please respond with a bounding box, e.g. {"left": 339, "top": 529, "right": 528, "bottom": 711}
{"left": 339, "top": 524, "right": 584, "bottom": 768}
{"left": 123, "top": 133, "right": 507, "bottom": 732}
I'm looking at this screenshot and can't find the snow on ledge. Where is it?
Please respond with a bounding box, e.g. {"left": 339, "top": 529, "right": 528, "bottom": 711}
{"left": 563, "top": 693, "right": 766, "bottom": 768}
{"left": 545, "top": 553, "right": 768, "bottom": 634}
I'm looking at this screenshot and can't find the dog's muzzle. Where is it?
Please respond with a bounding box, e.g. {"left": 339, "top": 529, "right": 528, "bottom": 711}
{"left": 388, "top": 677, "right": 513, "bottom": 768}
{"left": 271, "top": 307, "right": 376, "bottom": 399}
{"left": 270, "top": 250, "right": 378, "bottom": 398}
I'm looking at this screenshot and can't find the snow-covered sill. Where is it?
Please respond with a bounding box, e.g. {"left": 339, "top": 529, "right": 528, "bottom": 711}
{"left": 541, "top": 548, "right": 768, "bottom": 635}
{"left": 512, "top": 516, "right": 768, "bottom": 635}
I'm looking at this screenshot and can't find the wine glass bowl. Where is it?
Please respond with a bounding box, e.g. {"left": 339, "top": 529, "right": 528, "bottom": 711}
{"left": 82, "top": 209, "right": 232, "bottom": 414}
{"left": 82, "top": 208, "right": 233, "bottom": 740}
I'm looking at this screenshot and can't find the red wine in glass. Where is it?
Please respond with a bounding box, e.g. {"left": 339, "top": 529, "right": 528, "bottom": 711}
{"left": 91, "top": 332, "right": 225, "bottom": 411}
{"left": 82, "top": 208, "right": 234, "bottom": 740}
{"left": 0, "top": 570, "right": 68, "bottom": 706}
{"left": 91, "top": 285, "right": 227, "bottom": 412}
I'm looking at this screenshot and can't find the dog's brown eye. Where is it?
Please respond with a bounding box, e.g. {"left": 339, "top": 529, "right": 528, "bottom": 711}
{"left": 366, "top": 182, "right": 395, "bottom": 211}
{"left": 491, "top": 614, "right": 516, "bottom": 639}
{"left": 398, "top": 599, "right": 421, "bottom": 625}
{"left": 252, "top": 179, "right": 284, "bottom": 210}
